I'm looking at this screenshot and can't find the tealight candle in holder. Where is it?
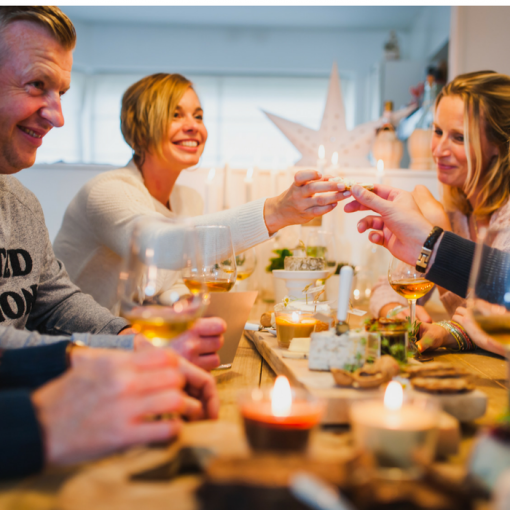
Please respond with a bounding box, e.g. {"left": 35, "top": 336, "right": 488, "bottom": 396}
{"left": 349, "top": 381, "right": 439, "bottom": 477}
{"left": 275, "top": 310, "right": 317, "bottom": 349}
{"left": 239, "top": 376, "right": 323, "bottom": 453}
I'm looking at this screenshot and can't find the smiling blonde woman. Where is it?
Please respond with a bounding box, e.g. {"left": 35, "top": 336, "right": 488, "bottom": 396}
{"left": 369, "top": 70, "right": 510, "bottom": 356}
{"left": 53, "top": 72, "right": 347, "bottom": 320}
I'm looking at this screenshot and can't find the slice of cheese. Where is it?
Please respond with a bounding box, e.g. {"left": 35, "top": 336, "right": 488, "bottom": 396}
{"left": 288, "top": 337, "right": 311, "bottom": 353}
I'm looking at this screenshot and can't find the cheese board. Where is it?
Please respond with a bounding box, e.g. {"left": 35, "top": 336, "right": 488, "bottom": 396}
{"left": 244, "top": 329, "right": 487, "bottom": 426}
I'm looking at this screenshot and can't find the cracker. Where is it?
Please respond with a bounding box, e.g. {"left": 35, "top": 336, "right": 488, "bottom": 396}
{"left": 328, "top": 177, "right": 374, "bottom": 192}
{"left": 411, "top": 377, "right": 474, "bottom": 394}
{"left": 404, "top": 362, "right": 469, "bottom": 379}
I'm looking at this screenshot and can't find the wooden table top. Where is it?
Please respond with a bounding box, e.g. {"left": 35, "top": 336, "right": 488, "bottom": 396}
{"left": 0, "top": 300, "right": 507, "bottom": 509}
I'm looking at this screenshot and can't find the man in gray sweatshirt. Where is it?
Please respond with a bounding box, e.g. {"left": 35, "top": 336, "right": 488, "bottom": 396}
{"left": 0, "top": 7, "right": 225, "bottom": 365}
{"left": 0, "top": 6, "right": 223, "bottom": 478}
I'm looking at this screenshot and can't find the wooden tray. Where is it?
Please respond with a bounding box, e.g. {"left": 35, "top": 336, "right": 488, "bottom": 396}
{"left": 245, "top": 330, "right": 487, "bottom": 424}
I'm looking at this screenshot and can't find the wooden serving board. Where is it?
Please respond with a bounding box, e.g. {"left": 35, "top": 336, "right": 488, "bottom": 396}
{"left": 245, "top": 330, "right": 487, "bottom": 424}
{"left": 246, "top": 329, "right": 383, "bottom": 425}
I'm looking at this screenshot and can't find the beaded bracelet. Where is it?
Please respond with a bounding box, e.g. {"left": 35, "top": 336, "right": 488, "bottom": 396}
{"left": 435, "top": 320, "right": 476, "bottom": 351}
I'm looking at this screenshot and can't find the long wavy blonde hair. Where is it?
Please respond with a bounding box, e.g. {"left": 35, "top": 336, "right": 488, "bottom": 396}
{"left": 436, "top": 71, "right": 510, "bottom": 218}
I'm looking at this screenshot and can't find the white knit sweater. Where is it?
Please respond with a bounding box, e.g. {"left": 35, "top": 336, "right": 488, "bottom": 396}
{"left": 53, "top": 160, "right": 270, "bottom": 310}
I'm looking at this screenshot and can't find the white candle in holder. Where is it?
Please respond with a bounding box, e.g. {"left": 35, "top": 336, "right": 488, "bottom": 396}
{"left": 317, "top": 145, "right": 327, "bottom": 174}
{"left": 330, "top": 151, "right": 339, "bottom": 173}
{"left": 350, "top": 381, "right": 439, "bottom": 472}
{"left": 245, "top": 167, "right": 254, "bottom": 203}
{"left": 222, "top": 163, "right": 231, "bottom": 210}
{"left": 376, "top": 159, "right": 385, "bottom": 185}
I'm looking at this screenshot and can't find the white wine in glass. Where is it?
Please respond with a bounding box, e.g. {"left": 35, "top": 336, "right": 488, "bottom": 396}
{"left": 118, "top": 217, "right": 208, "bottom": 347}
{"left": 388, "top": 257, "right": 434, "bottom": 336}
{"left": 182, "top": 225, "right": 237, "bottom": 294}
{"left": 236, "top": 248, "right": 257, "bottom": 282}
{"left": 468, "top": 226, "right": 510, "bottom": 405}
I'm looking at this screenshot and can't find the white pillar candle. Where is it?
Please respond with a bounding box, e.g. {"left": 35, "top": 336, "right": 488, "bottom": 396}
{"left": 376, "top": 159, "right": 385, "bottom": 185}
{"left": 350, "top": 382, "right": 439, "bottom": 471}
{"left": 245, "top": 167, "right": 254, "bottom": 203}
{"left": 317, "top": 145, "right": 327, "bottom": 174}
{"left": 337, "top": 265, "right": 354, "bottom": 322}
{"left": 205, "top": 167, "right": 216, "bottom": 214}
{"left": 330, "top": 151, "right": 339, "bottom": 174}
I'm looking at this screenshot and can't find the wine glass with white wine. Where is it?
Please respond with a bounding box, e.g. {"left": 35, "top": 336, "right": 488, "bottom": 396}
{"left": 182, "top": 225, "right": 237, "bottom": 293}
{"left": 236, "top": 248, "right": 257, "bottom": 282}
{"left": 117, "top": 217, "right": 208, "bottom": 347}
{"left": 388, "top": 257, "right": 435, "bottom": 341}
{"left": 468, "top": 226, "right": 510, "bottom": 406}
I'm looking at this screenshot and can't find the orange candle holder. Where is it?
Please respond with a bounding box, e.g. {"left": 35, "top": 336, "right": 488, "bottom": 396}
{"left": 238, "top": 377, "right": 323, "bottom": 453}
{"left": 275, "top": 310, "right": 317, "bottom": 349}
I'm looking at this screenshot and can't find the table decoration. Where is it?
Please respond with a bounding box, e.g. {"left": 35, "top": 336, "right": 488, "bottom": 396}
{"left": 238, "top": 375, "right": 323, "bottom": 453}
{"left": 275, "top": 308, "right": 318, "bottom": 349}
{"left": 349, "top": 381, "right": 439, "bottom": 476}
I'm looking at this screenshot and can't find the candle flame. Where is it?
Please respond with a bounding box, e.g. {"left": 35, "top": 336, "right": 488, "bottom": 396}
{"left": 244, "top": 167, "right": 254, "bottom": 183}
{"left": 291, "top": 311, "right": 300, "bottom": 323}
{"left": 353, "top": 288, "right": 360, "bottom": 300}
{"left": 377, "top": 159, "right": 384, "bottom": 173}
{"left": 318, "top": 145, "right": 325, "bottom": 159}
{"left": 384, "top": 381, "right": 403, "bottom": 411}
{"left": 331, "top": 152, "right": 338, "bottom": 165}
{"left": 271, "top": 375, "right": 292, "bottom": 417}
{"left": 207, "top": 167, "right": 216, "bottom": 182}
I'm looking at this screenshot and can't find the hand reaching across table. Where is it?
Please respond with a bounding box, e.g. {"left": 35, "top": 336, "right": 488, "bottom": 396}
{"left": 263, "top": 169, "right": 350, "bottom": 235}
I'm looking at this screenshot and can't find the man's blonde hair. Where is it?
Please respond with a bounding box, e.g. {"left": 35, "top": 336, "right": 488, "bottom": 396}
{"left": 437, "top": 71, "right": 510, "bottom": 218}
{"left": 0, "top": 6, "right": 76, "bottom": 51}
{"left": 120, "top": 73, "right": 193, "bottom": 167}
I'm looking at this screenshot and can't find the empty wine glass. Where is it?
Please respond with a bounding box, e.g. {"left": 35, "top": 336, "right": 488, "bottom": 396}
{"left": 182, "top": 225, "right": 237, "bottom": 293}
{"left": 117, "top": 217, "right": 208, "bottom": 347}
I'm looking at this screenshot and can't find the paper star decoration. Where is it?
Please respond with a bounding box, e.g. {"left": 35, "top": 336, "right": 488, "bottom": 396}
{"left": 263, "top": 62, "right": 404, "bottom": 167}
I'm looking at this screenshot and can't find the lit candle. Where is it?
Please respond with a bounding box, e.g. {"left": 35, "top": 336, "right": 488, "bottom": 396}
{"left": 245, "top": 167, "right": 254, "bottom": 203}
{"left": 222, "top": 163, "right": 231, "bottom": 210}
{"left": 317, "top": 145, "right": 327, "bottom": 174}
{"left": 204, "top": 167, "right": 216, "bottom": 214}
{"left": 239, "top": 375, "right": 323, "bottom": 452}
{"left": 275, "top": 310, "right": 317, "bottom": 349}
{"left": 349, "top": 381, "right": 439, "bottom": 471}
{"left": 376, "top": 159, "right": 385, "bottom": 185}
{"left": 330, "top": 151, "right": 339, "bottom": 173}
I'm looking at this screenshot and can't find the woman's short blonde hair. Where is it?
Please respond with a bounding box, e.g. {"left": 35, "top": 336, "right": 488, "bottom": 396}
{"left": 121, "top": 73, "right": 192, "bottom": 167}
{"left": 436, "top": 71, "right": 510, "bottom": 217}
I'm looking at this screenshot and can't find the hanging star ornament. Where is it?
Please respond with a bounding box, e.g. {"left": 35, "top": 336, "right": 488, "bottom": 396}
{"left": 263, "top": 62, "right": 413, "bottom": 168}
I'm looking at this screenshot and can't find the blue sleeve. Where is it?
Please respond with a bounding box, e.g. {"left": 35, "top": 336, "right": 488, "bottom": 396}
{"left": 0, "top": 390, "right": 44, "bottom": 479}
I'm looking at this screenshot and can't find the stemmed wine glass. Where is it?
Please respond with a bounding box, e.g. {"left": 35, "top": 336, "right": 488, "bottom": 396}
{"left": 468, "top": 226, "right": 510, "bottom": 405}
{"left": 182, "top": 225, "right": 237, "bottom": 293}
{"left": 305, "top": 230, "right": 337, "bottom": 274}
{"left": 388, "top": 257, "right": 435, "bottom": 337}
{"left": 117, "top": 217, "right": 208, "bottom": 347}
{"left": 236, "top": 248, "right": 257, "bottom": 282}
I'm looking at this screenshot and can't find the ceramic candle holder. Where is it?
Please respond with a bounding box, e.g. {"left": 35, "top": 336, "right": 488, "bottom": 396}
{"left": 349, "top": 383, "right": 439, "bottom": 477}
{"left": 238, "top": 381, "right": 323, "bottom": 453}
{"left": 275, "top": 310, "right": 317, "bottom": 349}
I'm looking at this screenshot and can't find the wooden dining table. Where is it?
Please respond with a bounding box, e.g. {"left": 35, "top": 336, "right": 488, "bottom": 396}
{"left": 0, "top": 300, "right": 507, "bottom": 510}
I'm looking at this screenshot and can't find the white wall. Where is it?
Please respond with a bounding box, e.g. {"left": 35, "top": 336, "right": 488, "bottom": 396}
{"left": 71, "top": 20, "right": 412, "bottom": 125}
{"left": 449, "top": 6, "right": 510, "bottom": 79}
{"left": 409, "top": 6, "right": 450, "bottom": 61}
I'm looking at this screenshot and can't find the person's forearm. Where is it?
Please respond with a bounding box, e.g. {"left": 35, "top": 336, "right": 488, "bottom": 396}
{"left": 0, "top": 341, "right": 70, "bottom": 390}
{"left": 0, "top": 391, "right": 45, "bottom": 479}
{"left": 426, "top": 232, "right": 475, "bottom": 298}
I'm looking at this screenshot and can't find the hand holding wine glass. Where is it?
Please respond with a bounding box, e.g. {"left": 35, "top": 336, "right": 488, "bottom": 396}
{"left": 388, "top": 257, "right": 435, "bottom": 345}
{"left": 118, "top": 217, "right": 208, "bottom": 347}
